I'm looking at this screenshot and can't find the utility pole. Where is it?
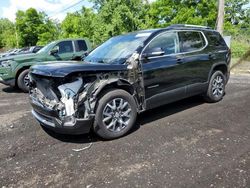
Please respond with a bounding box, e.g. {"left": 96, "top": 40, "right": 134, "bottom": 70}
{"left": 216, "top": 0, "right": 225, "bottom": 34}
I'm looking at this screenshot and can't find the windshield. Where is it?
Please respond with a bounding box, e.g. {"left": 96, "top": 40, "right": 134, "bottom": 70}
{"left": 36, "top": 41, "right": 56, "bottom": 54}
{"left": 85, "top": 33, "right": 150, "bottom": 64}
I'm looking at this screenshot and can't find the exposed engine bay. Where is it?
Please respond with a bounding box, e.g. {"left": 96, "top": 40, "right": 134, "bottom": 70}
{"left": 29, "top": 53, "right": 145, "bottom": 127}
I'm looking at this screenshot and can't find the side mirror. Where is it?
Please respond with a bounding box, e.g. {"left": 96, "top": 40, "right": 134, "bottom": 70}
{"left": 143, "top": 47, "right": 165, "bottom": 58}
{"left": 81, "top": 51, "right": 89, "bottom": 61}
{"left": 49, "top": 48, "right": 59, "bottom": 55}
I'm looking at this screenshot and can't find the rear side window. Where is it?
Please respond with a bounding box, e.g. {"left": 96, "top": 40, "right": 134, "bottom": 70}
{"left": 178, "top": 31, "right": 206, "bottom": 53}
{"left": 76, "top": 40, "right": 88, "bottom": 52}
{"left": 206, "top": 32, "right": 227, "bottom": 47}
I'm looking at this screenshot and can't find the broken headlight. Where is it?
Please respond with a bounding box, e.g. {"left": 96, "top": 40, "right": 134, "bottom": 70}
{"left": 58, "top": 77, "right": 83, "bottom": 117}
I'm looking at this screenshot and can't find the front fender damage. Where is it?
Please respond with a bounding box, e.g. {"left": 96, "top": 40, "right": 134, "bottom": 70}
{"left": 76, "top": 52, "right": 145, "bottom": 119}
{"left": 29, "top": 52, "right": 145, "bottom": 127}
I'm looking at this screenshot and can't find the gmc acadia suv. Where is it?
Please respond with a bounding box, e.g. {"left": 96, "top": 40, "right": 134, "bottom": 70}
{"left": 29, "top": 25, "right": 231, "bottom": 139}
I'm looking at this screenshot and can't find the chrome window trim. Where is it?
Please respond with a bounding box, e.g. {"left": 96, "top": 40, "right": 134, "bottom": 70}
{"left": 140, "top": 30, "right": 208, "bottom": 60}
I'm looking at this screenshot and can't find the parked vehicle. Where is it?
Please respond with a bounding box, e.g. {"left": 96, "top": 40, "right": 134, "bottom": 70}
{"left": 1, "top": 49, "right": 20, "bottom": 58}
{"left": 0, "top": 50, "right": 11, "bottom": 58}
{"left": 0, "top": 38, "right": 91, "bottom": 92}
{"left": 18, "top": 46, "right": 44, "bottom": 55}
{"left": 29, "top": 25, "right": 231, "bottom": 139}
{"left": 11, "top": 49, "right": 23, "bottom": 56}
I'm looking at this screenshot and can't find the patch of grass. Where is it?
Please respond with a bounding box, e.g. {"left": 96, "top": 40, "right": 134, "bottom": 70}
{"left": 231, "top": 39, "right": 250, "bottom": 59}
{"left": 230, "top": 49, "right": 250, "bottom": 70}
{"left": 243, "top": 49, "right": 250, "bottom": 61}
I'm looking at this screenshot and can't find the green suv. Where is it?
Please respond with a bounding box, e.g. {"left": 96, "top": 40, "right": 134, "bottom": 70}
{"left": 0, "top": 38, "right": 91, "bottom": 92}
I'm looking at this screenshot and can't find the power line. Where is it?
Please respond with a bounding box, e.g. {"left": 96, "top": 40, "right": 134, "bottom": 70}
{"left": 48, "top": 0, "right": 85, "bottom": 18}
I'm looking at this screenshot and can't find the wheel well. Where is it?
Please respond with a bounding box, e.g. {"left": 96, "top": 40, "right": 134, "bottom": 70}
{"left": 15, "top": 66, "right": 30, "bottom": 86}
{"left": 94, "top": 82, "right": 137, "bottom": 111}
{"left": 95, "top": 82, "right": 135, "bottom": 99}
{"left": 213, "top": 64, "right": 228, "bottom": 76}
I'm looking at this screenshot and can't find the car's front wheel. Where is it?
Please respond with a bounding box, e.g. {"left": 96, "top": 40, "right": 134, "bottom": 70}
{"left": 93, "top": 89, "right": 137, "bottom": 140}
{"left": 17, "top": 69, "right": 30, "bottom": 93}
{"left": 204, "top": 70, "right": 226, "bottom": 103}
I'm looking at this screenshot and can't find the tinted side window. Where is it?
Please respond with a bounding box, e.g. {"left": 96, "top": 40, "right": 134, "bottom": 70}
{"left": 178, "top": 31, "right": 206, "bottom": 53}
{"left": 206, "top": 32, "right": 227, "bottom": 47}
{"left": 76, "top": 40, "right": 88, "bottom": 52}
{"left": 56, "top": 41, "right": 73, "bottom": 54}
{"left": 145, "top": 32, "right": 179, "bottom": 55}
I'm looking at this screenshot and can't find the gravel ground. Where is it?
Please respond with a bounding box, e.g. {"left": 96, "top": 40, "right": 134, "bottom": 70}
{"left": 0, "top": 72, "right": 250, "bottom": 187}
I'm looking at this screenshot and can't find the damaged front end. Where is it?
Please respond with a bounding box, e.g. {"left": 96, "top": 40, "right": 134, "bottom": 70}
{"left": 29, "top": 74, "right": 96, "bottom": 134}
{"left": 29, "top": 53, "right": 144, "bottom": 134}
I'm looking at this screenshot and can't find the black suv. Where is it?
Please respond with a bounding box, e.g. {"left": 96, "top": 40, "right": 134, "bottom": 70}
{"left": 29, "top": 25, "right": 231, "bottom": 139}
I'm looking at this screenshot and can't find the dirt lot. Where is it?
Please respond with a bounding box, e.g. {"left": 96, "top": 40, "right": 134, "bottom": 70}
{"left": 0, "top": 72, "right": 250, "bottom": 187}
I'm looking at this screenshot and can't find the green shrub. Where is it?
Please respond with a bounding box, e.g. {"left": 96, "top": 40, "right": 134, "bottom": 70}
{"left": 231, "top": 39, "right": 250, "bottom": 58}
{"left": 241, "top": 49, "right": 250, "bottom": 61}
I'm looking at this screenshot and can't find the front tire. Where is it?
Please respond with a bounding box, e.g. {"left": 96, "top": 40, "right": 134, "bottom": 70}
{"left": 17, "top": 69, "right": 30, "bottom": 93}
{"left": 204, "top": 71, "right": 226, "bottom": 103}
{"left": 93, "top": 89, "right": 137, "bottom": 140}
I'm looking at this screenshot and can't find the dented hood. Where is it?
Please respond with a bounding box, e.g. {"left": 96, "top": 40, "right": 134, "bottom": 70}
{"left": 30, "top": 61, "right": 128, "bottom": 77}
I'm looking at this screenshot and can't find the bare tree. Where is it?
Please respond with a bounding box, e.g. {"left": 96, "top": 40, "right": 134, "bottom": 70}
{"left": 216, "top": 0, "right": 225, "bottom": 34}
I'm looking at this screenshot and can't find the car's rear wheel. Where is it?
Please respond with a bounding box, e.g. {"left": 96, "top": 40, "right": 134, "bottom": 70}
{"left": 204, "top": 70, "right": 225, "bottom": 103}
{"left": 17, "top": 69, "right": 30, "bottom": 93}
{"left": 93, "top": 89, "right": 137, "bottom": 140}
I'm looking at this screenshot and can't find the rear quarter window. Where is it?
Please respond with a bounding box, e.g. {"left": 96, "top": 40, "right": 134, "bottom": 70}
{"left": 76, "top": 40, "right": 88, "bottom": 52}
{"left": 178, "top": 31, "right": 206, "bottom": 53}
{"left": 206, "top": 31, "right": 227, "bottom": 47}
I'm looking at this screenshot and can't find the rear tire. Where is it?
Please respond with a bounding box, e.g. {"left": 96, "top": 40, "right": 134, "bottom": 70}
{"left": 204, "top": 71, "right": 225, "bottom": 103}
{"left": 93, "top": 89, "right": 137, "bottom": 140}
{"left": 17, "top": 69, "right": 30, "bottom": 93}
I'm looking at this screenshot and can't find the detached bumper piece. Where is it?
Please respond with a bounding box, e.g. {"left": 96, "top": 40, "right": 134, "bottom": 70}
{"left": 30, "top": 99, "right": 94, "bottom": 135}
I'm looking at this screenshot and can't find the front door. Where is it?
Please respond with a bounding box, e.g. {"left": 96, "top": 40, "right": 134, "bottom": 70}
{"left": 47, "top": 41, "right": 75, "bottom": 61}
{"left": 141, "top": 31, "right": 186, "bottom": 109}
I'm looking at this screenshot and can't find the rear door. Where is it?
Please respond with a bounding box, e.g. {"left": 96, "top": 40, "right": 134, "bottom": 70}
{"left": 73, "top": 40, "right": 89, "bottom": 60}
{"left": 47, "top": 41, "right": 75, "bottom": 61}
{"left": 177, "top": 31, "right": 211, "bottom": 94}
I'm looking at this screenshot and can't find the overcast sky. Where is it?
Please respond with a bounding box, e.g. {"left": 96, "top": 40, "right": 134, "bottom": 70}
{"left": 0, "top": 0, "right": 93, "bottom": 22}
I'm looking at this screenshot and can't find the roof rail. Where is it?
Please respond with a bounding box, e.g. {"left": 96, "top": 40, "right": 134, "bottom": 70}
{"left": 168, "top": 24, "right": 212, "bottom": 29}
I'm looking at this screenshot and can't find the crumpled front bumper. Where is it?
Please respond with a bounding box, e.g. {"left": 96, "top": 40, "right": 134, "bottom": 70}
{"left": 30, "top": 97, "right": 94, "bottom": 135}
